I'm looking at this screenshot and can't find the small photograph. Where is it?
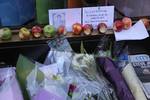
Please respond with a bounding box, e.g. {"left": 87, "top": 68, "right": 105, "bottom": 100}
{"left": 52, "top": 13, "right": 66, "bottom": 28}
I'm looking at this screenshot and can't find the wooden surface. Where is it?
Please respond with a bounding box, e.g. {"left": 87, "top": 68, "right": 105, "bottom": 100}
{"left": 0, "top": 29, "right": 114, "bottom": 46}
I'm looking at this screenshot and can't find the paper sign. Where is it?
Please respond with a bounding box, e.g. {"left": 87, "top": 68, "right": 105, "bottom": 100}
{"left": 49, "top": 8, "right": 81, "bottom": 31}
{"left": 83, "top": 6, "right": 114, "bottom": 29}
{"left": 115, "top": 20, "right": 149, "bottom": 41}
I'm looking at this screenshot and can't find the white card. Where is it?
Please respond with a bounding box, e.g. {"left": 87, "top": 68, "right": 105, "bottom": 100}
{"left": 39, "top": 58, "right": 65, "bottom": 79}
{"left": 49, "top": 8, "right": 81, "bottom": 31}
{"left": 115, "top": 20, "right": 149, "bottom": 41}
{"left": 83, "top": 6, "right": 114, "bottom": 29}
{"left": 39, "top": 64, "right": 59, "bottom": 78}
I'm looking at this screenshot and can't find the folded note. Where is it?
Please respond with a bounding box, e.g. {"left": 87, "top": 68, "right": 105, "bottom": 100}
{"left": 115, "top": 20, "right": 149, "bottom": 41}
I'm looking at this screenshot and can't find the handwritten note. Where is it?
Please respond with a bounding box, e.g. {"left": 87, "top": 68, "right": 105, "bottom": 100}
{"left": 49, "top": 8, "right": 81, "bottom": 31}
{"left": 83, "top": 6, "right": 114, "bottom": 29}
{"left": 115, "top": 20, "right": 149, "bottom": 41}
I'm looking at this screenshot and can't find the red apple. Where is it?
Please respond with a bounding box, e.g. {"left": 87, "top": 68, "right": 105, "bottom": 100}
{"left": 141, "top": 18, "right": 150, "bottom": 28}
{"left": 19, "top": 27, "right": 31, "bottom": 40}
{"left": 113, "top": 20, "right": 124, "bottom": 32}
{"left": 72, "top": 23, "right": 82, "bottom": 35}
{"left": 31, "top": 26, "right": 42, "bottom": 38}
{"left": 57, "top": 26, "right": 67, "bottom": 35}
{"left": 97, "top": 23, "right": 108, "bottom": 33}
{"left": 83, "top": 24, "right": 93, "bottom": 35}
{"left": 122, "top": 17, "right": 132, "bottom": 29}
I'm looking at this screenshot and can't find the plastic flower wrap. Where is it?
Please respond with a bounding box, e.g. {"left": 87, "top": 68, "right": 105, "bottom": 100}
{"left": 26, "top": 65, "right": 68, "bottom": 100}
{"left": 26, "top": 36, "right": 72, "bottom": 100}
{"left": 47, "top": 36, "right": 73, "bottom": 52}
{"left": 65, "top": 64, "right": 118, "bottom": 100}
{"left": 27, "top": 48, "right": 72, "bottom": 100}
{"left": 68, "top": 42, "right": 118, "bottom": 100}
{"left": 26, "top": 36, "right": 119, "bottom": 100}
{"left": 94, "top": 36, "right": 112, "bottom": 58}
{"left": 44, "top": 49, "right": 73, "bottom": 77}
{"left": 16, "top": 55, "right": 44, "bottom": 100}
{"left": 0, "top": 67, "right": 23, "bottom": 100}
{"left": 45, "top": 36, "right": 73, "bottom": 77}
{"left": 72, "top": 54, "right": 97, "bottom": 80}
{"left": 40, "top": 40, "right": 118, "bottom": 100}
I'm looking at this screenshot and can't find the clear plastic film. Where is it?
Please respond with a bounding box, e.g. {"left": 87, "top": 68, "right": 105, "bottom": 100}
{"left": 26, "top": 65, "right": 68, "bottom": 100}
{"left": 44, "top": 50, "right": 73, "bottom": 77}
{"left": 41, "top": 49, "right": 118, "bottom": 100}
{"left": 69, "top": 53, "right": 118, "bottom": 100}
{"left": 0, "top": 67, "right": 23, "bottom": 100}
{"left": 28, "top": 36, "right": 118, "bottom": 100}
{"left": 27, "top": 61, "right": 67, "bottom": 100}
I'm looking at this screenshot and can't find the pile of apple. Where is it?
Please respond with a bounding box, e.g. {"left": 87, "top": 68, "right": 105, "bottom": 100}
{"left": 0, "top": 17, "right": 149, "bottom": 41}
{"left": 113, "top": 17, "right": 150, "bottom": 32}
{"left": 19, "top": 25, "right": 56, "bottom": 40}
{"left": 17, "top": 23, "right": 109, "bottom": 40}
{"left": 42, "top": 22, "right": 108, "bottom": 36}
{"left": 71, "top": 22, "right": 108, "bottom": 36}
{"left": 0, "top": 25, "right": 56, "bottom": 41}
